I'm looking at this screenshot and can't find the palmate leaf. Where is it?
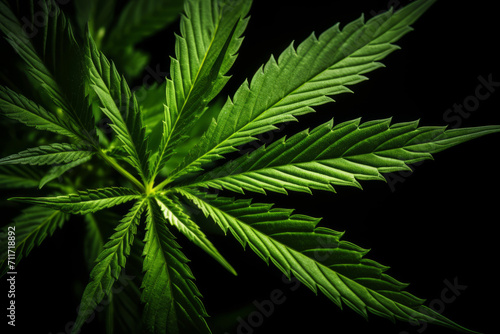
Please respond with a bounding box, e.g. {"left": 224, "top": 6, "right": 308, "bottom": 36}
{"left": 141, "top": 198, "right": 210, "bottom": 334}
{"left": 155, "top": 193, "right": 236, "bottom": 275}
{"left": 184, "top": 118, "right": 500, "bottom": 195}
{"left": 0, "top": 0, "right": 496, "bottom": 333}
{"left": 179, "top": 189, "right": 479, "bottom": 333}
{"left": 72, "top": 199, "right": 146, "bottom": 334}
{"left": 86, "top": 34, "right": 150, "bottom": 184}
{"left": 0, "top": 143, "right": 94, "bottom": 166}
{"left": 0, "top": 0, "right": 95, "bottom": 143}
{"left": 9, "top": 187, "right": 141, "bottom": 215}
{"left": 168, "top": 0, "right": 436, "bottom": 181}
{"left": 151, "top": 0, "right": 251, "bottom": 179}
{"left": 0, "top": 205, "right": 69, "bottom": 277}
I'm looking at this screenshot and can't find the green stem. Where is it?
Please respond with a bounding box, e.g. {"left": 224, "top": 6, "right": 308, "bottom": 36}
{"left": 151, "top": 176, "right": 172, "bottom": 193}
{"left": 145, "top": 180, "right": 155, "bottom": 196}
{"left": 97, "top": 150, "right": 145, "bottom": 192}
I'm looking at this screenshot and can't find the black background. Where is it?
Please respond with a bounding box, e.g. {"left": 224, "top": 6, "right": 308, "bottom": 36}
{"left": 2, "top": 1, "right": 500, "bottom": 334}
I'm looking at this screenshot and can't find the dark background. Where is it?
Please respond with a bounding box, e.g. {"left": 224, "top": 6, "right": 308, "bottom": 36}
{"left": 2, "top": 1, "right": 499, "bottom": 334}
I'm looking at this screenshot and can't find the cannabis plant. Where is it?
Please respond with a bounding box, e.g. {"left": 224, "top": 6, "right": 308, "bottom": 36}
{"left": 0, "top": 0, "right": 497, "bottom": 333}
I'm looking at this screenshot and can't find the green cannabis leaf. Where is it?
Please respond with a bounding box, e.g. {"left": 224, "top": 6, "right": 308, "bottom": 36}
{"left": 0, "top": 0, "right": 497, "bottom": 333}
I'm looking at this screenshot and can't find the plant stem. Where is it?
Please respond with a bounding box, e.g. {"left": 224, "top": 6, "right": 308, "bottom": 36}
{"left": 97, "top": 150, "right": 145, "bottom": 192}
{"left": 151, "top": 176, "right": 172, "bottom": 193}
{"left": 145, "top": 181, "right": 155, "bottom": 196}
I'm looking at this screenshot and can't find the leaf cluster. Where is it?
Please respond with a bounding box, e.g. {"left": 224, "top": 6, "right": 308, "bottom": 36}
{"left": 0, "top": 0, "right": 498, "bottom": 333}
